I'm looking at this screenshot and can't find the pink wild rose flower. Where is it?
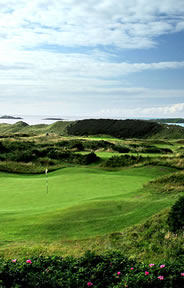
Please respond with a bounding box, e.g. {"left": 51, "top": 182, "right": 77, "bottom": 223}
{"left": 181, "top": 273, "right": 184, "bottom": 276}
{"left": 87, "top": 282, "right": 93, "bottom": 287}
{"left": 145, "top": 271, "right": 149, "bottom": 276}
{"left": 130, "top": 267, "right": 134, "bottom": 270}
{"left": 149, "top": 264, "right": 155, "bottom": 267}
{"left": 158, "top": 276, "right": 164, "bottom": 280}
{"left": 26, "top": 259, "right": 32, "bottom": 264}
{"left": 117, "top": 271, "right": 121, "bottom": 276}
{"left": 11, "top": 259, "right": 16, "bottom": 263}
{"left": 160, "top": 264, "right": 165, "bottom": 268}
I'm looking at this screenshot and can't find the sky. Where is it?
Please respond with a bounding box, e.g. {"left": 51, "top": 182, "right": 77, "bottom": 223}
{"left": 0, "top": 0, "right": 184, "bottom": 118}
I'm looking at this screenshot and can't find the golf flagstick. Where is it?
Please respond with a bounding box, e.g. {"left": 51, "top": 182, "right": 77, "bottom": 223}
{"left": 45, "top": 168, "right": 48, "bottom": 193}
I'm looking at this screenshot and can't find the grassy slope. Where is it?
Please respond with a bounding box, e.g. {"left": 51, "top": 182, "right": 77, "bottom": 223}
{"left": 1, "top": 208, "right": 184, "bottom": 263}
{"left": 151, "top": 123, "right": 184, "bottom": 139}
{"left": 0, "top": 166, "right": 177, "bottom": 245}
{"left": 0, "top": 121, "right": 71, "bottom": 135}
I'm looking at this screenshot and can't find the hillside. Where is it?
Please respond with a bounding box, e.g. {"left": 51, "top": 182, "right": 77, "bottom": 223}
{"left": 0, "top": 118, "right": 184, "bottom": 138}
{"left": 66, "top": 119, "right": 184, "bottom": 139}
{"left": 0, "top": 120, "right": 71, "bottom": 136}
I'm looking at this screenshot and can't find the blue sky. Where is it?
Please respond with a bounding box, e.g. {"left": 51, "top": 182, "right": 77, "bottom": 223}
{"left": 0, "top": 0, "right": 184, "bottom": 118}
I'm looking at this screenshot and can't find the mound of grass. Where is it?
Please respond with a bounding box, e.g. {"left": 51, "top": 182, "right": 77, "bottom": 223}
{"left": 143, "top": 155, "right": 184, "bottom": 169}
{"left": 108, "top": 208, "right": 184, "bottom": 262}
{"left": 145, "top": 171, "right": 184, "bottom": 194}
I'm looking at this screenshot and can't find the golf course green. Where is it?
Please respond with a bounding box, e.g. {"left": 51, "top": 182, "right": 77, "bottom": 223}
{"left": 0, "top": 165, "right": 177, "bottom": 243}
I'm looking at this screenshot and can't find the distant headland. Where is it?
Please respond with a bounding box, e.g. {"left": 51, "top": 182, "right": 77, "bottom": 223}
{"left": 43, "top": 117, "right": 64, "bottom": 121}
{"left": 0, "top": 115, "right": 23, "bottom": 119}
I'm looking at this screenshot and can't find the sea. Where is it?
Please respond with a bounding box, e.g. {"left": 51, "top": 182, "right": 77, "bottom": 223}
{"left": 0, "top": 114, "right": 184, "bottom": 127}
{"left": 0, "top": 114, "right": 89, "bottom": 125}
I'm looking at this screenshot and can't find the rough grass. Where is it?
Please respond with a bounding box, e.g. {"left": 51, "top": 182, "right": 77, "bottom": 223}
{"left": 0, "top": 160, "right": 63, "bottom": 174}
{"left": 144, "top": 171, "right": 184, "bottom": 194}
{"left": 1, "top": 209, "right": 184, "bottom": 263}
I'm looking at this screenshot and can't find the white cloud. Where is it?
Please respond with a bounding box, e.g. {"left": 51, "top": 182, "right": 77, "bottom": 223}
{"left": 0, "top": 47, "right": 183, "bottom": 81}
{"left": 0, "top": 0, "right": 184, "bottom": 50}
{"left": 0, "top": 0, "right": 184, "bottom": 117}
{"left": 0, "top": 46, "right": 183, "bottom": 112}
{"left": 96, "top": 103, "right": 184, "bottom": 118}
{"left": 1, "top": 1, "right": 184, "bottom": 78}
{"left": 141, "top": 103, "right": 184, "bottom": 115}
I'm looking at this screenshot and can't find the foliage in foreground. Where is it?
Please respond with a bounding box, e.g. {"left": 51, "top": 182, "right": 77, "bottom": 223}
{"left": 0, "top": 251, "right": 184, "bottom": 288}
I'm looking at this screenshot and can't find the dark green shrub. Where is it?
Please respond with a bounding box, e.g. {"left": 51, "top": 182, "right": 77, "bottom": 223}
{"left": 72, "top": 152, "right": 100, "bottom": 165}
{"left": 103, "top": 154, "right": 145, "bottom": 168}
{"left": 80, "top": 140, "right": 114, "bottom": 151}
{"left": 3, "top": 140, "right": 33, "bottom": 152}
{"left": 0, "top": 153, "right": 6, "bottom": 161}
{"left": 168, "top": 195, "right": 184, "bottom": 233}
{"left": 8, "top": 150, "right": 35, "bottom": 162}
{"left": 56, "top": 140, "right": 69, "bottom": 147}
{"left": 0, "top": 141, "right": 8, "bottom": 153}
{"left": 70, "top": 142, "right": 84, "bottom": 151}
{"left": 82, "top": 152, "right": 100, "bottom": 164}
{"left": 0, "top": 252, "right": 183, "bottom": 288}
{"left": 48, "top": 149, "right": 71, "bottom": 160}
{"left": 113, "top": 145, "right": 130, "bottom": 153}
{"left": 141, "top": 146, "right": 162, "bottom": 153}
{"left": 161, "top": 148, "right": 173, "bottom": 154}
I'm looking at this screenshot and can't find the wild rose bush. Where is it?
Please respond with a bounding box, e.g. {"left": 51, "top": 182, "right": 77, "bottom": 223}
{"left": 0, "top": 251, "right": 183, "bottom": 288}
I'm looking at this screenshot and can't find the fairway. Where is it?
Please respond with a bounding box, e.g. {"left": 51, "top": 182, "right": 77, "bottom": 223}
{"left": 0, "top": 166, "right": 177, "bottom": 242}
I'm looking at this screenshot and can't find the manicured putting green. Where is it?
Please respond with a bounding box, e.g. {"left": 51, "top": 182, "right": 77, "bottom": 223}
{"left": 0, "top": 166, "right": 176, "bottom": 242}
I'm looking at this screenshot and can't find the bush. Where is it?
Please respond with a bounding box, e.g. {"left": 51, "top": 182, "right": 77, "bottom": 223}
{"left": 103, "top": 155, "right": 145, "bottom": 168}
{"left": 113, "top": 145, "right": 130, "bottom": 153}
{"left": 72, "top": 152, "right": 100, "bottom": 165}
{"left": 70, "top": 142, "right": 84, "bottom": 151}
{"left": 47, "top": 149, "right": 71, "bottom": 160}
{"left": 168, "top": 195, "right": 184, "bottom": 233}
{"left": 9, "top": 150, "right": 36, "bottom": 162}
{"left": 0, "top": 252, "right": 184, "bottom": 287}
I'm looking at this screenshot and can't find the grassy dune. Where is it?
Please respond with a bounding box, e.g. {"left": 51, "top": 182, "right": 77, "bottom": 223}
{"left": 1, "top": 118, "right": 184, "bottom": 138}
{"left": 0, "top": 165, "right": 177, "bottom": 246}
